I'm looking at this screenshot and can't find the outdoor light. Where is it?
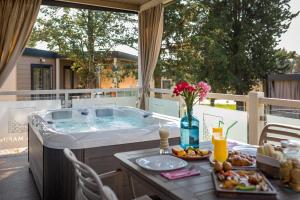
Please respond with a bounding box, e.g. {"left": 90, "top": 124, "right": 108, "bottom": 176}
{"left": 40, "top": 58, "right": 45, "bottom": 63}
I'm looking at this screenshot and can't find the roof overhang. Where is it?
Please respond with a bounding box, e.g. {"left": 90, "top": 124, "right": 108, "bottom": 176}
{"left": 42, "top": 0, "right": 174, "bottom": 13}
{"left": 23, "top": 48, "right": 63, "bottom": 58}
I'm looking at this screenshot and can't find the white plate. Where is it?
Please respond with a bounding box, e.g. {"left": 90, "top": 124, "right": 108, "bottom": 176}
{"left": 136, "top": 155, "right": 188, "bottom": 171}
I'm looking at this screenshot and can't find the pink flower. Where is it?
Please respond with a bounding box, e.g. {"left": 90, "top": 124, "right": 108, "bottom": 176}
{"left": 197, "top": 81, "right": 211, "bottom": 101}
{"left": 172, "top": 81, "right": 211, "bottom": 104}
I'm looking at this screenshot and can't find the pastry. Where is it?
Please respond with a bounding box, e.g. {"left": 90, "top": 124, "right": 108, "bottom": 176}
{"left": 291, "top": 168, "right": 300, "bottom": 184}
{"left": 280, "top": 160, "right": 293, "bottom": 184}
{"left": 290, "top": 182, "right": 300, "bottom": 192}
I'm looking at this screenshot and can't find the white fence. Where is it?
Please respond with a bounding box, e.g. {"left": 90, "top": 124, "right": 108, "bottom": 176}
{"left": 149, "top": 89, "right": 300, "bottom": 145}
{"left": 193, "top": 105, "right": 248, "bottom": 143}
{"left": 148, "top": 97, "right": 179, "bottom": 117}
{"left": 0, "top": 100, "right": 61, "bottom": 150}
{"left": 0, "top": 87, "right": 300, "bottom": 152}
{"left": 0, "top": 88, "right": 138, "bottom": 151}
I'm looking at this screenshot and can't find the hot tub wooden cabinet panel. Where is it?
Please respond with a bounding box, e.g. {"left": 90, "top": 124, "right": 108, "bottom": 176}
{"left": 29, "top": 126, "right": 83, "bottom": 200}
{"left": 28, "top": 125, "right": 179, "bottom": 200}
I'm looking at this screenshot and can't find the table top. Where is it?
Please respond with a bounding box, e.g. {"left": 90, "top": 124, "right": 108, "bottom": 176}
{"left": 115, "top": 142, "right": 300, "bottom": 200}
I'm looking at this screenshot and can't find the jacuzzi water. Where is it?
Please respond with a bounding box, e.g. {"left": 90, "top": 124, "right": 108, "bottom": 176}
{"left": 53, "top": 115, "right": 152, "bottom": 133}
{"left": 28, "top": 106, "right": 179, "bottom": 149}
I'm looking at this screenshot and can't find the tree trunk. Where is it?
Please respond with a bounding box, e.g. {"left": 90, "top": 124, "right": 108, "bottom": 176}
{"left": 154, "top": 75, "right": 162, "bottom": 98}
{"left": 236, "top": 101, "right": 245, "bottom": 111}
{"left": 210, "top": 98, "right": 215, "bottom": 107}
{"left": 86, "top": 10, "right": 96, "bottom": 88}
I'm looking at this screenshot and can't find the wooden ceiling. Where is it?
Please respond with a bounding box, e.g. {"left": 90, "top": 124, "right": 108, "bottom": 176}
{"left": 42, "top": 0, "right": 173, "bottom": 12}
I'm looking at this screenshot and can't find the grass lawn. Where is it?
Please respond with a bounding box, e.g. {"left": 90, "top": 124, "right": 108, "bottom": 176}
{"left": 214, "top": 104, "right": 237, "bottom": 110}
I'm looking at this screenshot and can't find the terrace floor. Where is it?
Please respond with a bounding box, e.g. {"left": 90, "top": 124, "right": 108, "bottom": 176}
{"left": 0, "top": 153, "right": 39, "bottom": 200}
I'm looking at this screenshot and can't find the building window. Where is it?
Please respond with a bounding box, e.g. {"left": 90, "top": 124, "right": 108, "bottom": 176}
{"left": 31, "top": 64, "right": 53, "bottom": 90}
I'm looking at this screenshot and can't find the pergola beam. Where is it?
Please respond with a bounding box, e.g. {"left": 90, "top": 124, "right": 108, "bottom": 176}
{"left": 54, "top": 0, "right": 140, "bottom": 12}
{"left": 140, "top": 0, "right": 173, "bottom": 12}
{"left": 44, "top": 0, "right": 174, "bottom": 13}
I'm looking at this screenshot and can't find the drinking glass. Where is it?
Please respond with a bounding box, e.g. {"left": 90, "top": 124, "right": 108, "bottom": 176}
{"left": 212, "top": 127, "right": 223, "bottom": 145}
{"left": 214, "top": 135, "right": 228, "bottom": 162}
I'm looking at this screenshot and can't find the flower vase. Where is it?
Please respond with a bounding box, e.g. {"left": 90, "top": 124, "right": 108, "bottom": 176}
{"left": 180, "top": 109, "right": 199, "bottom": 148}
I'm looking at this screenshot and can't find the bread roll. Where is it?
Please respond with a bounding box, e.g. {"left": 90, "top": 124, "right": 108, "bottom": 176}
{"left": 257, "top": 146, "right": 264, "bottom": 155}
{"left": 290, "top": 182, "right": 300, "bottom": 192}
{"left": 272, "top": 151, "right": 283, "bottom": 161}
{"left": 291, "top": 168, "right": 300, "bottom": 184}
{"left": 264, "top": 144, "right": 274, "bottom": 157}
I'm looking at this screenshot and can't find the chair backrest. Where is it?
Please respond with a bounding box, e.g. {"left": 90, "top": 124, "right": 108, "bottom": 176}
{"left": 64, "top": 148, "right": 118, "bottom": 200}
{"left": 259, "top": 123, "right": 300, "bottom": 146}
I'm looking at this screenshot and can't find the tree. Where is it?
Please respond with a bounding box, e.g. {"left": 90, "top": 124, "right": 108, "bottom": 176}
{"left": 29, "top": 6, "right": 138, "bottom": 88}
{"left": 274, "top": 49, "right": 297, "bottom": 73}
{"left": 156, "top": 0, "right": 298, "bottom": 96}
{"left": 155, "top": 1, "right": 207, "bottom": 86}
{"left": 291, "top": 53, "right": 300, "bottom": 73}
{"left": 100, "top": 62, "right": 138, "bottom": 88}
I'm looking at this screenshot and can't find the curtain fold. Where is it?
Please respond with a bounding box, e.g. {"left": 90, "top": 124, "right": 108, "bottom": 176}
{"left": 271, "top": 80, "right": 300, "bottom": 100}
{"left": 0, "top": 0, "right": 41, "bottom": 86}
{"left": 139, "top": 4, "right": 164, "bottom": 110}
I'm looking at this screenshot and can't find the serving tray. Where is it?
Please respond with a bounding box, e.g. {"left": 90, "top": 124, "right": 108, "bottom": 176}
{"left": 172, "top": 151, "right": 211, "bottom": 161}
{"left": 212, "top": 170, "right": 277, "bottom": 200}
{"left": 209, "top": 154, "right": 256, "bottom": 169}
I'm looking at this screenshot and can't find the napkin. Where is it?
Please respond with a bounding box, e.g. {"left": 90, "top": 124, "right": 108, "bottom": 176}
{"left": 161, "top": 168, "right": 200, "bottom": 180}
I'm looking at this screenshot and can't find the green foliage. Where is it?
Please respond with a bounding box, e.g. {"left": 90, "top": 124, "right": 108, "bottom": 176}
{"left": 100, "top": 62, "right": 138, "bottom": 88}
{"left": 157, "top": 0, "right": 299, "bottom": 94}
{"left": 292, "top": 54, "right": 300, "bottom": 73}
{"left": 274, "top": 49, "right": 297, "bottom": 73}
{"left": 29, "top": 6, "right": 137, "bottom": 88}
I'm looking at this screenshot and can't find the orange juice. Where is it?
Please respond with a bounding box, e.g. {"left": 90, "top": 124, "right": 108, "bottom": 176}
{"left": 212, "top": 127, "right": 223, "bottom": 145}
{"left": 214, "top": 136, "right": 228, "bottom": 162}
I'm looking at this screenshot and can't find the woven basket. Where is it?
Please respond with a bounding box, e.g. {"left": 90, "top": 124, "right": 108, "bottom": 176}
{"left": 256, "top": 153, "right": 280, "bottom": 179}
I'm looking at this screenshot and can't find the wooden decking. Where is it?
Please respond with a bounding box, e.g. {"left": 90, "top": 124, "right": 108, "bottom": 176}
{"left": 0, "top": 153, "right": 40, "bottom": 200}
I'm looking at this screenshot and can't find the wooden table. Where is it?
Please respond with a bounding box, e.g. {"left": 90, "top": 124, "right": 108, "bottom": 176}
{"left": 115, "top": 142, "right": 300, "bottom": 200}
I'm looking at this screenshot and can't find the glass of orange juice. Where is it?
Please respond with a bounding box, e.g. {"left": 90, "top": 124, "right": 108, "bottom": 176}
{"left": 212, "top": 127, "right": 223, "bottom": 145}
{"left": 214, "top": 135, "right": 228, "bottom": 162}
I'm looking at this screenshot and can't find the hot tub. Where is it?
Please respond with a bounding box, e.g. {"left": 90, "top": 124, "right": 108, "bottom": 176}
{"left": 28, "top": 106, "right": 179, "bottom": 200}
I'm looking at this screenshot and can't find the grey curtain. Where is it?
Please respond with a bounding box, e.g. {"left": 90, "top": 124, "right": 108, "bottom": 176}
{"left": 0, "top": 0, "right": 41, "bottom": 86}
{"left": 270, "top": 80, "right": 300, "bottom": 100}
{"left": 139, "top": 4, "right": 164, "bottom": 110}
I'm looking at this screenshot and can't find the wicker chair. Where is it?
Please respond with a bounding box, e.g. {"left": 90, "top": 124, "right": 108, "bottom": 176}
{"left": 64, "top": 148, "right": 152, "bottom": 200}
{"left": 259, "top": 123, "right": 300, "bottom": 145}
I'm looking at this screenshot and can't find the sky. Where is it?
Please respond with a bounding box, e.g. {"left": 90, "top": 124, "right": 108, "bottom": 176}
{"left": 278, "top": 0, "right": 300, "bottom": 53}
{"left": 36, "top": 0, "right": 300, "bottom": 54}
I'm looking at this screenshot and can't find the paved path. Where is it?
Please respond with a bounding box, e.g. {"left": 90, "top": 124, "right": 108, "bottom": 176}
{"left": 0, "top": 153, "right": 39, "bottom": 200}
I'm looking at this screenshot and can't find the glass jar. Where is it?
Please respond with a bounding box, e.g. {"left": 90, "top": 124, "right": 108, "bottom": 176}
{"left": 283, "top": 140, "right": 300, "bottom": 159}
{"left": 280, "top": 140, "right": 300, "bottom": 192}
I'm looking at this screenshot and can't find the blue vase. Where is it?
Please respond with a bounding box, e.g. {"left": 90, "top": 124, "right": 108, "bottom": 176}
{"left": 180, "top": 110, "right": 199, "bottom": 148}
